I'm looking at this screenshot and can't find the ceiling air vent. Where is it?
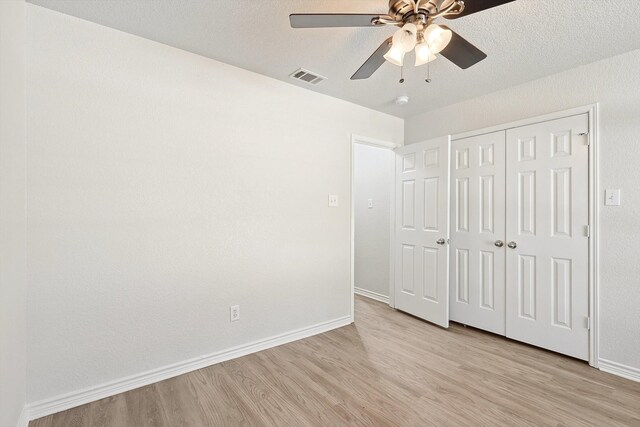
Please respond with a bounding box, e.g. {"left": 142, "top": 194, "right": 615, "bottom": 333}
{"left": 289, "top": 68, "right": 327, "bottom": 85}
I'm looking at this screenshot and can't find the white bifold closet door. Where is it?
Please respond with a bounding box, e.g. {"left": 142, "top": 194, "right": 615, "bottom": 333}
{"left": 394, "top": 136, "right": 450, "bottom": 328}
{"left": 448, "top": 113, "right": 590, "bottom": 360}
{"left": 450, "top": 131, "right": 506, "bottom": 335}
{"left": 505, "top": 114, "right": 590, "bottom": 360}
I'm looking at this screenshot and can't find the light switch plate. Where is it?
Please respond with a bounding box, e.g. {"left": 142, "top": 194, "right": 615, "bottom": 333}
{"left": 328, "top": 194, "right": 338, "bottom": 207}
{"left": 367, "top": 199, "right": 373, "bottom": 209}
{"left": 230, "top": 305, "right": 240, "bottom": 322}
{"left": 605, "top": 189, "right": 621, "bottom": 206}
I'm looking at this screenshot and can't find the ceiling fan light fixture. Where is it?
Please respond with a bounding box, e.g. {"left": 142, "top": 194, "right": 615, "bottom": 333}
{"left": 423, "top": 24, "right": 452, "bottom": 54}
{"left": 292, "top": 0, "right": 514, "bottom": 81}
{"left": 385, "top": 22, "right": 418, "bottom": 66}
{"left": 383, "top": 44, "right": 405, "bottom": 66}
{"left": 392, "top": 23, "right": 418, "bottom": 53}
{"left": 414, "top": 42, "right": 437, "bottom": 66}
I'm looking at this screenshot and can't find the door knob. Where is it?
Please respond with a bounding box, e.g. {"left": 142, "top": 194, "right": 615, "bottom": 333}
{"left": 507, "top": 241, "right": 517, "bottom": 249}
{"left": 436, "top": 238, "right": 446, "bottom": 246}
{"left": 494, "top": 240, "right": 504, "bottom": 248}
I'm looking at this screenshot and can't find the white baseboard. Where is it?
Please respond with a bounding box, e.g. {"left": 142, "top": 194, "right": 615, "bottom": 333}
{"left": 598, "top": 358, "right": 640, "bottom": 382}
{"left": 26, "top": 315, "right": 352, "bottom": 422}
{"left": 354, "top": 287, "right": 389, "bottom": 304}
{"left": 16, "top": 406, "right": 30, "bottom": 427}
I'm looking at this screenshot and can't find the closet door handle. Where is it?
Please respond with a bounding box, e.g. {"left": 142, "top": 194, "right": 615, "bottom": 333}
{"left": 436, "top": 238, "right": 446, "bottom": 246}
{"left": 507, "top": 241, "right": 517, "bottom": 249}
{"left": 494, "top": 240, "right": 504, "bottom": 248}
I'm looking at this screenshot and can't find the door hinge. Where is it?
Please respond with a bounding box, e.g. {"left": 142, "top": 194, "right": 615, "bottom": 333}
{"left": 585, "top": 225, "right": 590, "bottom": 238}
{"left": 586, "top": 317, "right": 591, "bottom": 330}
{"left": 578, "top": 132, "right": 590, "bottom": 145}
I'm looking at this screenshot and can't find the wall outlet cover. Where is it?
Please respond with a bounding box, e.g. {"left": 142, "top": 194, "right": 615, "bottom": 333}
{"left": 328, "top": 194, "right": 338, "bottom": 207}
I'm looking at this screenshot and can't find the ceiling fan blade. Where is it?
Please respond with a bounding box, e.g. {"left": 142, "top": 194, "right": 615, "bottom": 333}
{"left": 351, "top": 37, "right": 392, "bottom": 80}
{"left": 290, "top": 14, "right": 381, "bottom": 28}
{"left": 445, "top": 0, "right": 515, "bottom": 19}
{"left": 439, "top": 26, "right": 487, "bottom": 69}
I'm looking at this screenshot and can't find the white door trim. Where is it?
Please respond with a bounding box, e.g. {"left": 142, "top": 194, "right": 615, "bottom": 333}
{"left": 587, "top": 104, "right": 600, "bottom": 368}
{"left": 351, "top": 134, "right": 400, "bottom": 317}
{"left": 450, "top": 104, "right": 600, "bottom": 367}
{"left": 452, "top": 104, "right": 599, "bottom": 141}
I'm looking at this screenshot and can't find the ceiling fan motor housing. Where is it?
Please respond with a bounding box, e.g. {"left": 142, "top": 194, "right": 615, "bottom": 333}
{"left": 386, "top": 0, "right": 462, "bottom": 26}
{"left": 388, "top": 0, "right": 419, "bottom": 21}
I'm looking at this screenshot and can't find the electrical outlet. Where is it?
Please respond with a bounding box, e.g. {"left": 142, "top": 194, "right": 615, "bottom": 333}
{"left": 328, "top": 194, "right": 338, "bottom": 207}
{"left": 230, "top": 305, "right": 240, "bottom": 322}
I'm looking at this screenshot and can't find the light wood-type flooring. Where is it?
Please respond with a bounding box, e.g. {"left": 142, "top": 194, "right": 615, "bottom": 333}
{"left": 31, "top": 296, "right": 640, "bottom": 426}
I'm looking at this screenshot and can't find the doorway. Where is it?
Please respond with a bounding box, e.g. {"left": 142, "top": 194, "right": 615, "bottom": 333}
{"left": 351, "top": 135, "right": 397, "bottom": 315}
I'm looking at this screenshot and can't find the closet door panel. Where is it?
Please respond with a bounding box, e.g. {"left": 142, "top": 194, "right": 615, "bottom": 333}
{"left": 505, "top": 114, "right": 589, "bottom": 360}
{"left": 449, "top": 131, "right": 506, "bottom": 335}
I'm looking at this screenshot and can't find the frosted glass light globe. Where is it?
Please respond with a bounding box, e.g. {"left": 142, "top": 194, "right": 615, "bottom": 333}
{"left": 393, "top": 23, "right": 418, "bottom": 54}
{"left": 414, "top": 42, "right": 437, "bottom": 66}
{"left": 384, "top": 44, "right": 405, "bottom": 66}
{"left": 423, "top": 24, "right": 452, "bottom": 54}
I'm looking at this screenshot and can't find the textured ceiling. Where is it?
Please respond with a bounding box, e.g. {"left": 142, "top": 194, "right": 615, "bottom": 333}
{"left": 27, "top": 0, "right": 640, "bottom": 118}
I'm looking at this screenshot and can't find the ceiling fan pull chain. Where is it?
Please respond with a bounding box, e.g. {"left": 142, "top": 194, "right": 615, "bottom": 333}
{"left": 400, "top": 63, "right": 405, "bottom": 84}
{"left": 425, "top": 57, "right": 431, "bottom": 83}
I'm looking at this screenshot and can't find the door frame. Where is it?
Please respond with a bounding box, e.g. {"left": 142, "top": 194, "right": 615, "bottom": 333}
{"left": 350, "top": 134, "right": 400, "bottom": 319}
{"left": 450, "top": 104, "right": 600, "bottom": 367}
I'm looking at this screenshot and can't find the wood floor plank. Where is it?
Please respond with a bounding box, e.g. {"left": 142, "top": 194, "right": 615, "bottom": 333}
{"left": 30, "top": 296, "right": 640, "bottom": 426}
{"left": 189, "top": 365, "right": 257, "bottom": 425}
{"left": 154, "top": 374, "right": 208, "bottom": 426}
{"left": 122, "top": 384, "right": 170, "bottom": 427}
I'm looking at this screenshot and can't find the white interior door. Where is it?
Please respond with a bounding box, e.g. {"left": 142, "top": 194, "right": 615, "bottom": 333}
{"left": 505, "top": 114, "right": 590, "bottom": 360}
{"left": 394, "top": 136, "right": 450, "bottom": 328}
{"left": 450, "top": 131, "right": 506, "bottom": 335}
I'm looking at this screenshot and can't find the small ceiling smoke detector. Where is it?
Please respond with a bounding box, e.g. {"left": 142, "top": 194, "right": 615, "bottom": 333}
{"left": 395, "top": 95, "right": 410, "bottom": 106}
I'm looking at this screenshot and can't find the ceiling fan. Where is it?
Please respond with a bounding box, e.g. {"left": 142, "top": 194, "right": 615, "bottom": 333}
{"left": 290, "top": 0, "right": 515, "bottom": 81}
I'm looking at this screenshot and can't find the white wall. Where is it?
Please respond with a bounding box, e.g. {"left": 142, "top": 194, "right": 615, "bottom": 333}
{"left": 0, "top": 1, "right": 28, "bottom": 426}
{"left": 405, "top": 49, "right": 640, "bottom": 372}
{"left": 25, "top": 5, "right": 403, "bottom": 403}
{"left": 354, "top": 144, "right": 394, "bottom": 299}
